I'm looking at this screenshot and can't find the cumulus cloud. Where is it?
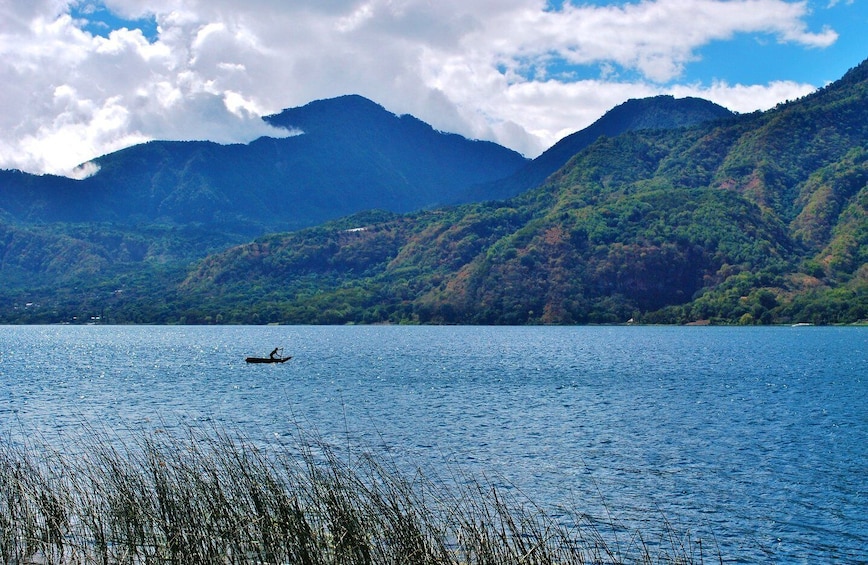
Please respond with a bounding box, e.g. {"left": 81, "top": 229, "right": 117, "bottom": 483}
{"left": 0, "top": 0, "right": 841, "bottom": 175}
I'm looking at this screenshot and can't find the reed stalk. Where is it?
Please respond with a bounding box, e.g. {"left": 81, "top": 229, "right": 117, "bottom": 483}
{"left": 0, "top": 426, "right": 712, "bottom": 564}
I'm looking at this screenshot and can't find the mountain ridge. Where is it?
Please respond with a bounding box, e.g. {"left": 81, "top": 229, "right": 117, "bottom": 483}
{"left": 462, "top": 95, "right": 734, "bottom": 202}
{"left": 170, "top": 58, "right": 867, "bottom": 326}
{"left": 0, "top": 95, "right": 528, "bottom": 235}
{"left": 1, "top": 59, "right": 865, "bottom": 325}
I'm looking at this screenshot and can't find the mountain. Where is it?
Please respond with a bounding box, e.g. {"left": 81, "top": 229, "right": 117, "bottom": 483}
{"left": 462, "top": 95, "right": 734, "bottom": 202}
{"left": 166, "top": 59, "right": 867, "bottom": 326}
{"left": 0, "top": 95, "right": 527, "bottom": 306}
{"left": 2, "top": 59, "right": 866, "bottom": 325}
{"left": 0, "top": 95, "right": 527, "bottom": 235}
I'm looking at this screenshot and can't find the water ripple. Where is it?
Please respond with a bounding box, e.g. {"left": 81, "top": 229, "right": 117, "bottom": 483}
{"left": 1, "top": 325, "right": 865, "bottom": 562}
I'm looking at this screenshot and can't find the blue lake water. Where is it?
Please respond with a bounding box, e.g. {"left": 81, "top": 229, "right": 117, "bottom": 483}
{"left": 0, "top": 325, "right": 865, "bottom": 563}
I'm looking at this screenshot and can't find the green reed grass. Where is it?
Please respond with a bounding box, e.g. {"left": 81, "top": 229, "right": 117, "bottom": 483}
{"left": 0, "top": 425, "right": 713, "bottom": 564}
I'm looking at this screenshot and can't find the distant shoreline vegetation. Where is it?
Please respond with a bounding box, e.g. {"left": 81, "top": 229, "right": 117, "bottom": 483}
{"left": 0, "top": 425, "right": 714, "bottom": 564}
{"left": 2, "top": 261, "right": 866, "bottom": 326}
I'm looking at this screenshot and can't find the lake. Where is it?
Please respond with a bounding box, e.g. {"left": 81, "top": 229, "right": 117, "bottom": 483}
{"left": 1, "top": 325, "right": 865, "bottom": 563}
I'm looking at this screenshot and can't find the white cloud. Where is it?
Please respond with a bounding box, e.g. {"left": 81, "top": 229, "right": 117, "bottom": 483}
{"left": 0, "top": 0, "right": 841, "bottom": 175}
{"left": 69, "top": 160, "right": 101, "bottom": 180}
{"left": 669, "top": 80, "right": 818, "bottom": 113}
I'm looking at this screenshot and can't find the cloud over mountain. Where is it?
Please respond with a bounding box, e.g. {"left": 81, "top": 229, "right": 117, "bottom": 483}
{"left": 0, "top": 0, "right": 853, "bottom": 176}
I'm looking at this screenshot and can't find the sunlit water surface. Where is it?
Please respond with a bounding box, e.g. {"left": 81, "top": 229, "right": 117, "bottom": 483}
{"left": 1, "top": 325, "right": 865, "bottom": 563}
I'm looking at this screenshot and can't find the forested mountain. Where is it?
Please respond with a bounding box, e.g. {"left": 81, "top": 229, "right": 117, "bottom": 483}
{"left": 0, "top": 94, "right": 526, "bottom": 305}
{"left": 169, "top": 59, "right": 867, "bottom": 326}
{"left": 0, "top": 92, "right": 737, "bottom": 317}
{"left": 2, "top": 59, "right": 865, "bottom": 325}
{"left": 463, "top": 95, "right": 734, "bottom": 202}
{"left": 0, "top": 95, "right": 527, "bottom": 235}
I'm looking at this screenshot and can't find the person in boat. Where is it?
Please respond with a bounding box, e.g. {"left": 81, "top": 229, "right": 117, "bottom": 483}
{"left": 269, "top": 347, "right": 280, "bottom": 359}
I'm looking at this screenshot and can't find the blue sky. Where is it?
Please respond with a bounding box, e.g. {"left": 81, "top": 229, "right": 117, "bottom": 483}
{"left": 73, "top": 0, "right": 860, "bottom": 86}
{"left": 685, "top": 1, "right": 863, "bottom": 86}
{"left": 1, "top": 0, "right": 865, "bottom": 176}
{"left": 70, "top": 2, "right": 158, "bottom": 43}
{"left": 538, "top": 0, "right": 862, "bottom": 87}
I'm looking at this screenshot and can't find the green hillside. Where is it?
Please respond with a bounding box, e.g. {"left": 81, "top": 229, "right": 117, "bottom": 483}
{"left": 167, "top": 59, "right": 867, "bottom": 326}
{"left": 2, "top": 60, "right": 865, "bottom": 325}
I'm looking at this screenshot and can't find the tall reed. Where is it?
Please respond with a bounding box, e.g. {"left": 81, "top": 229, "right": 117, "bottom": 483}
{"left": 0, "top": 425, "right": 713, "bottom": 564}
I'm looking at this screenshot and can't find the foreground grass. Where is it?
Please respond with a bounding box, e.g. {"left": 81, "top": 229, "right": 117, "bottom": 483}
{"left": 1, "top": 426, "right": 712, "bottom": 564}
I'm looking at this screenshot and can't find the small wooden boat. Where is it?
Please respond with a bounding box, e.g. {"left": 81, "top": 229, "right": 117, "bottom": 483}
{"left": 245, "top": 356, "right": 292, "bottom": 364}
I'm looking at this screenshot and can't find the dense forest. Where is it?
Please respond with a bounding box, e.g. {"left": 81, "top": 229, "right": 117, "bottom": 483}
{"left": 1, "top": 59, "right": 866, "bottom": 325}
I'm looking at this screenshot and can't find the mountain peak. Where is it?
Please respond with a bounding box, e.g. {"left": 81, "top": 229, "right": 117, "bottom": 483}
{"left": 461, "top": 95, "right": 734, "bottom": 202}
{"left": 263, "top": 95, "right": 396, "bottom": 134}
{"left": 603, "top": 95, "right": 733, "bottom": 128}
{"left": 1, "top": 94, "right": 526, "bottom": 234}
{"left": 550, "top": 95, "right": 734, "bottom": 161}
